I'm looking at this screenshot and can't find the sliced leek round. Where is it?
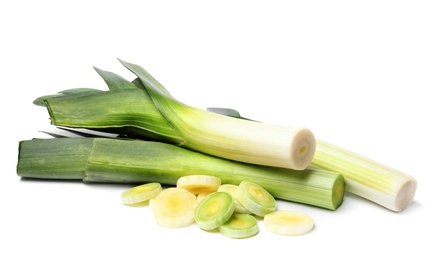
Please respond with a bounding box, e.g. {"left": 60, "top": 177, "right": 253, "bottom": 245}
{"left": 121, "top": 182, "right": 162, "bottom": 205}
{"left": 177, "top": 175, "right": 222, "bottom": 195}
{"left": 194, "top": 192, "right": 235, "bottom": 230}
{"left": 264, "top": 210, "right": 314, "bottom": 236}
{"left": 151, "top": 188, "right": 197, "bottom": 228}
{"left": 218, "top": 184, "right": 251, "bottom": 214}
{"left": 237, "top": 181, "right": 277, "bottom": 217}
{"left": 219, "top": 213, "right": 259, "bottom": 239}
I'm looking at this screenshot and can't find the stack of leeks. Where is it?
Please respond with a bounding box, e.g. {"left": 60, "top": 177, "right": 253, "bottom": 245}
{"left": 17, "top": 59, "right": 417, "bottom": 212}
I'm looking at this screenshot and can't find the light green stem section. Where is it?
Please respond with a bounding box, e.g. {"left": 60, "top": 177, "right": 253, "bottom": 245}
{"left": 312, "top": 140, "right": 417, "bottom": 212}
{"left": 17, "top": 137, "right": 345, "bottom": 210}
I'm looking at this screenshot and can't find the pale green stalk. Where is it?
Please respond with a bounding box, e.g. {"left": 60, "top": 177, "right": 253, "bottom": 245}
{"left": 17, "top": 137, "right": 345, "bottom": 210}
{"left": 312, "top": 140, "right": 417, "bottom": 212}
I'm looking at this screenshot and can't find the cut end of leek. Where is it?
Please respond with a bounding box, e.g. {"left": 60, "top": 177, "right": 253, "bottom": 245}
{"left": 394, "top": 177, "right": 417, "bottom": 212}
{"left": 121, "top": 182, "right": 162, "bottom": 205}
{"left": 332, "top": 174, "right": 346, "bottom": 210}
{"left": 264, "top": 210, "right": 314, "bottom": 236}
{"left": 290, "top": 127, "right": 316, "bottom": 170}
{"left": 219, "top": 213, "right": 259, "bottom": 239}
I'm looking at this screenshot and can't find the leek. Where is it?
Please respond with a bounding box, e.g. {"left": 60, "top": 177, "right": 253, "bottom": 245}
{"left": 36, "top": 59, "right": 316, "bottom": 170}
{"left": 17, "top": 137, "right": 345, "bottom": 210}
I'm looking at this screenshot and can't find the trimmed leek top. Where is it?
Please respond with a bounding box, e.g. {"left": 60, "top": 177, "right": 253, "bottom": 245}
{"left": 35, "top": 59, "right": 316, "bottom": 170}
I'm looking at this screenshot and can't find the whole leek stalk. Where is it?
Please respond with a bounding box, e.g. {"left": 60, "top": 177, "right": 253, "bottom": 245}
{"left": 17, "top": 137, "right": 345, "bottom": 210}
{"left": 34, "top": 60, "right": 316, "bottom": 170}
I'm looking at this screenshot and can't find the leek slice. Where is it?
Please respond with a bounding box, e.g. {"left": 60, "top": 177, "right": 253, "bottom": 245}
{"left": 121, "top": 182, "right": 162, "bottom": 205}
{"left": 237, "top": 181, "right": 277, "bottom": 217}
{"left": 264, "top": 210, "right": 314, "bottom": 236}
{"left": 194, "top": 192, "right": 235, "bottom": 230}
{"left": 151, "top": 188, "right": 197, "bottom": 228}
{"left": 177, "top": 175, "right": 221, "bottom": 195}
{"left": 219, "top": 213, "right": 259, "bottom": 239}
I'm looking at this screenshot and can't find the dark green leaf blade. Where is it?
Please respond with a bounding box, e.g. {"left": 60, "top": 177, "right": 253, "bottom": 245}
{"left": 94, "top": 67, "right": 137, "bottom": 91}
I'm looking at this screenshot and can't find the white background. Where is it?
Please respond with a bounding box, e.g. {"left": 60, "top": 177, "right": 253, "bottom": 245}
{"left": 1, "top": 1, "right": 440, "bottom": 259}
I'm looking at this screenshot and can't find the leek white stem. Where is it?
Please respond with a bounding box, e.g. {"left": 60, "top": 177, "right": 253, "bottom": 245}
{"left": 176, "top": 105, "right": 316, "bottom": 170}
